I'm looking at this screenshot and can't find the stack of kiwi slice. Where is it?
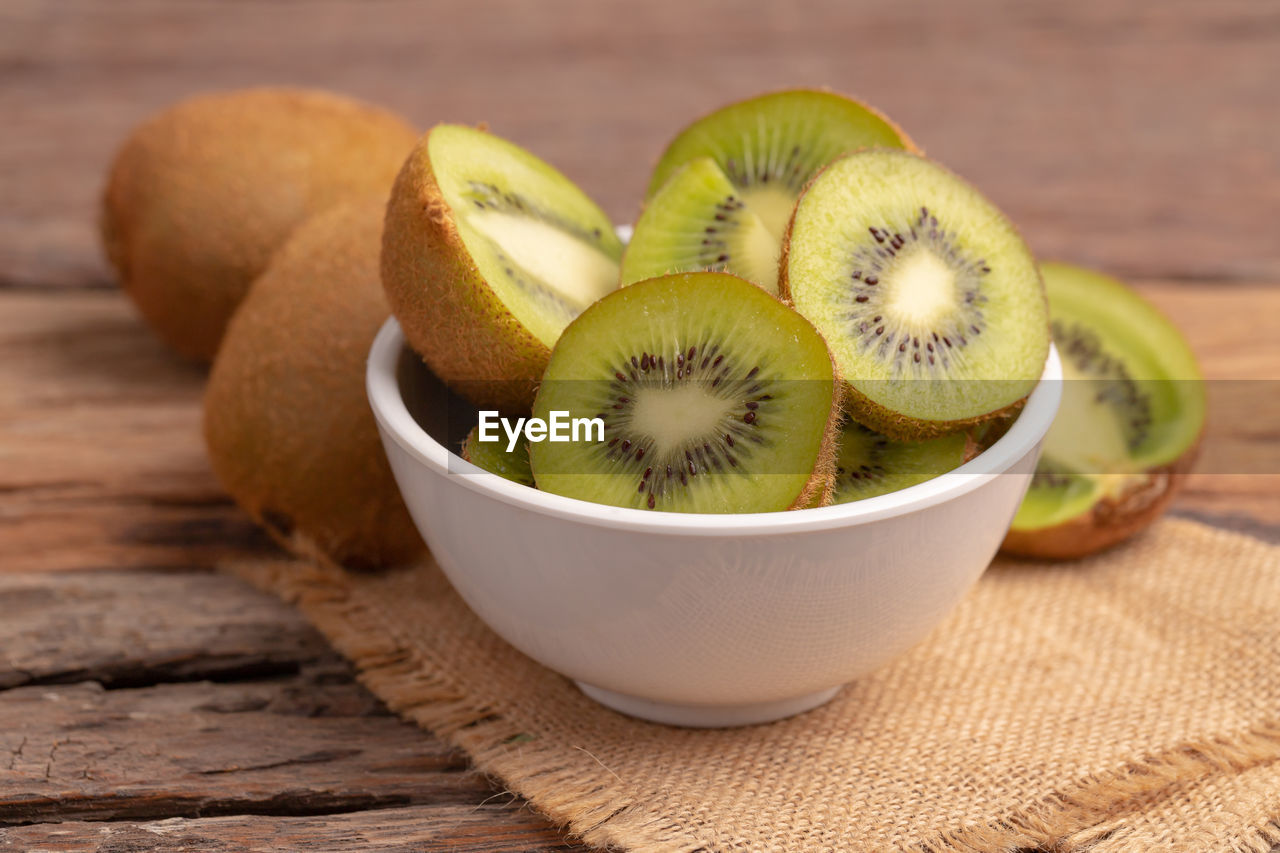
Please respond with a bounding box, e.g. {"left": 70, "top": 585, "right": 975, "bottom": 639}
{"left": 387, "top": 90, "right": 1060, "bottom": 515}
{"left": 107, "top": 84, "right": 1200, "bottom": 547}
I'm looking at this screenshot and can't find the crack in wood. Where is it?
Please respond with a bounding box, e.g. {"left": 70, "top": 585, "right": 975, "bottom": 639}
{"left": 193, "top": 749, "right": 364, "bottom": 775}
{"left": 0, "top": 572, "right": 333, "bottom": 694}
{"left": 0, "top": 804, "right": 583, "bottom": 851}
{"left": 5, "top": 738, "right": 24, "bottom": 773}
{"left": 0, "top": 679, "right": 486, "bottom": 827}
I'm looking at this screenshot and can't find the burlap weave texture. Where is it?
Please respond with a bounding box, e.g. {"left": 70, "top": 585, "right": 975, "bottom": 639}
{"left": 232, "top": 519, "right": 1280, "bottom": 852}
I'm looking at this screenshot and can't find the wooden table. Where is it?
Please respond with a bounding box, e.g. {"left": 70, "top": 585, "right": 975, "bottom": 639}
{"left": 2, "top": 2, "right": 1277, "bottom": 849}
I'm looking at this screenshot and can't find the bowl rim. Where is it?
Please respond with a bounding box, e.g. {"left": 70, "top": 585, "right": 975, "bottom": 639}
{"left": 367, "top": 319, "right": 1062, "bottom": 536}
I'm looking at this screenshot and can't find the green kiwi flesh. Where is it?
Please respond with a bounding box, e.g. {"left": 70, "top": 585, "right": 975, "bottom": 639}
{"left": 647, "top": 90, "right": 916, "bottom": 237}
{"left": 382, "top": 124, "right": 622, "bottom": 413}
{"left": 432, "top": 126, "right": 623, "bottom": 346}
{"left": 782, "top": 149, "right": 1050, "bottom": 439}
{"left": 832, "top": 421, "right": 969, "bottom": 504}
{"left": 461, "top": 426, "right": 534, "bottom": 487}
{"left": 626, "top": 91, "right": 916, "bottom": 292}
{"left": 529, "top": 272, "right": 839, "bottom": 513}
{"left": 1004, "top": 263, "right": 1205, "bottom": 557}
{"left": 621, "top": 158, "right": 779, "bottom": 291}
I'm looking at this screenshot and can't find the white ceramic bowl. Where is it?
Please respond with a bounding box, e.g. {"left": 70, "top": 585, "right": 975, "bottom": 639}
{"left": 368, "top": 320, "right": 1062, "bottom": 727}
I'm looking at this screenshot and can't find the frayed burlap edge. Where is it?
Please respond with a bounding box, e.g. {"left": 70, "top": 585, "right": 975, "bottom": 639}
{"left": 1235, "top": 819, "right": 1280, "bottom": 853}
{"left": 228, "top": 535, "right": 1280, "bottom": 853}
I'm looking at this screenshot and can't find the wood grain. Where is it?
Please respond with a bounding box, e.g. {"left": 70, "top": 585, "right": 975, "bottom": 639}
{"left": 0, "top": 678, "right": 480, "bottom": 824}
{"left": 0, "top": 568, "right": 584, "bottom": 850}
{"left": 0, "top": 806, "right": 575, "bottom": 852}
{"left": 1, "top": 0, "right": 1278, "bottom": 292}
{"left": 0, "top": 570, "right": 330, "bottom": 689}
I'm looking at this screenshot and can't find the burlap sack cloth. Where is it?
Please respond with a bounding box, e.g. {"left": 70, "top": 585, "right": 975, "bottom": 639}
{"left": 229, "top": 518, "right": 1280, "bottom": 852}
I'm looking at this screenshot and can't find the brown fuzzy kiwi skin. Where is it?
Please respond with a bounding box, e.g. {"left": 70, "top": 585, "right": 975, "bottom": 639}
{"left": 1000, "top": 440, "right": 1200, "bottom": 561}
{"left": 837, "top": 385, "right": 1028, "bottom": 442}
{"left": 381, "top": 126, "right": 550, "bottom": 416}
{"left": 777, "top": 149, "right": 1050, "bottom": 442}
{"left": 787, "top": 350, "right": 845, "bottom": 510}
{"left": 102, "top": 88, "right": 418, "bottom": 363}
{"left": 203, "top": 199, "right": 424, "bottom": 571}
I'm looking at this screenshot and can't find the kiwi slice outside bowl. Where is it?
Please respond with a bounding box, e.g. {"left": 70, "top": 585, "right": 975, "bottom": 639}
{"left": 622, "top": 90, "right": 916, "bottom": 292}
{"left": 1002, "top": 262, "right": 1205, "bottom": 559}
{"left": 781, "top": 149, "right": 1050, "bottom": 440}
{"left": 382, "top": 124, "right": 623, "bottom": 413}
{"left": 529, "top": 272, "right": 840, "bottom": 513}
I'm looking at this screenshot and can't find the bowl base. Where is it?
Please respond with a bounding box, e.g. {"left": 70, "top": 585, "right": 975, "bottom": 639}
{"left": 574, "top": 682, "right": 842, "bottom": 728}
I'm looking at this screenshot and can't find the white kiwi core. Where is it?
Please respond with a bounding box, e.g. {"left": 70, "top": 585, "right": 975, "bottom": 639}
{"left": 628, "top": 384, "right": 737, "bottom": 455}
{"left": 467, "top": 211, "right": 619, "bottom": 311}
{"left": 883, "top": 249, "right": 957, "bottom": 327}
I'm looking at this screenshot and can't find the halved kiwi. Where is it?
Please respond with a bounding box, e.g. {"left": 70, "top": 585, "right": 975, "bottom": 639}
{"left": 382, "top": 124, "right": 623, "bottom": 413}
{"left": 622, "top": 90, "right": 916, "bottom": 291}
{"left": 781, "top": 149, "right": 1050, "bottom": 440}
{"left": 529, "top": 272, "right": 840, "bottom": 513}
{"left": 1002, "top": 263, "right": 1205, "bottom": 559}
{"left": 832, "top": 420, "right": 970, "bottom": 504}
{"left": 461, "top": 426, "right": 534, "bottom": 487}
{"left": 102, "top": 87, "right": 418, "bottom": 362}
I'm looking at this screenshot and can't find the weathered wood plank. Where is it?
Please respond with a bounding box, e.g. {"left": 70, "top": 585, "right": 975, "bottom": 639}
{"left": 0, "top": 678, "right": 490, "bottom": 826}
{"left": 0, "top": 290, "right": 274, "bottom": 572}
{"left": 0, "top": 568, "right": 590, "bottom": 848}
{"left": 0, "top": 805, "right": 578, "bottom": 852}
{"left": 0, "top": 571, "right": 332, "bottom": 690}
{"left": 1, "top": 0, "right": 1278, "bottom": 289}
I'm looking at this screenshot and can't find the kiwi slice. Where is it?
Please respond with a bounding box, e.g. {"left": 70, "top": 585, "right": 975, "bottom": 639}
{"left": 781, "top": 149, "right": 1050, "bottom": 439}
{"left": 623, "top": 90, "right": 916, "bottom": 291}
{"left": 102, "top": 88, "right": 418, "bottom": 363}
{"left": 461, "top": 426, "right": 534, "bottom": 487}
{"left": 1002, "top": 263, "right": 1205, "bottom": 559}
{"left": 529, "top": 272, "right": 839, "bottom": 513}
{"left": 621, "top": 158, "right": 779, "bottom": 291}
{"left": 382, "top": 124, "right": 623, "bottom": 413}
{"left": 204, "top": 200, "right": 424, "bottom": 571}
{"left": 832, "top": 421, "right": 970, "bottom": 504}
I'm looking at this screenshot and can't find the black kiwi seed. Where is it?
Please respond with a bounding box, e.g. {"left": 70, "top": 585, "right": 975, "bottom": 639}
{"left": 491, "top": 250, "right": 577, "bottom": 320}
{"left": 840, "top": 206, "right": 994, "bottom": 376}
{"left": 722, "top": 146, "right": 821, "bottom": 193}
{"left": 462, "top": 181, "right": 607, "bottom": 319}
{"left": 1053, "top": 319, "right": 1154, "bottom": 449}
{"left": 576, "top": 345, "right": 776, "bottom": 507}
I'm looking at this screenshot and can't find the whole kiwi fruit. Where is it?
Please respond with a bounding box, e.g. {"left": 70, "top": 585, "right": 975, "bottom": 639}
{"left": 204, "top": 199, "right": 424, "bottom": 570}
{"left": 102, "top": 87, "right": 418, "bottom": 362}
